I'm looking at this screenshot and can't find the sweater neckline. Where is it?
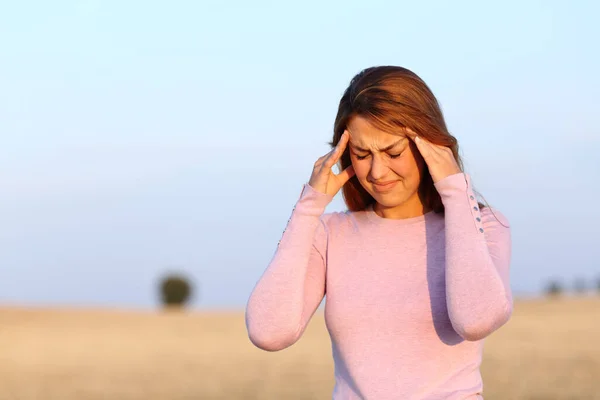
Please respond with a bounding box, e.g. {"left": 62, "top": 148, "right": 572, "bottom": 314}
{"left": 365, "top": 204, "right": 438, "bottom": 226}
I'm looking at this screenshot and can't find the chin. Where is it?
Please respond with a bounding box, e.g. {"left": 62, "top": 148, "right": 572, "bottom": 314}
{"left": 370, "top": 191, "right": 409, "bottom": 208}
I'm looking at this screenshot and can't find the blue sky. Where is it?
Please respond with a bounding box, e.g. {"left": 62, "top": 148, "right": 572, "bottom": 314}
{"left": 1, "top": 1, "right": 598, "bottom": 309}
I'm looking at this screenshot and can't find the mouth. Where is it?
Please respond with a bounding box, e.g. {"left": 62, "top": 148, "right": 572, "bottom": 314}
{"left": 372, "top": 180, "right": 399, "bottom": 192}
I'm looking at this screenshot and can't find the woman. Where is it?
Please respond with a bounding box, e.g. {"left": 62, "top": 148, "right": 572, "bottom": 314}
{"left": 245, "top": 66, "right": 512, "bottom": 399}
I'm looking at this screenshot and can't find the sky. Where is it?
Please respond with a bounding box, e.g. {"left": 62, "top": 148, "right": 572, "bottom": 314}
{"left": 1, "top": 0, "right": 598, "bottom": 309}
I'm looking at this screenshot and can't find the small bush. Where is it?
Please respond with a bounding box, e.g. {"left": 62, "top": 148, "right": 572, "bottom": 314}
{"left": 159, "top": 273, "right": 193, "bottom": 309}
{"left": 545, "top": 280, "right": 563, "bottom": 297}
{"left": 573, "top": 278, "right": 587, "bottom": 294}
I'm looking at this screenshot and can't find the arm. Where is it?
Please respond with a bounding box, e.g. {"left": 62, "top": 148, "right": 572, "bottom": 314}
{"left": 435, "top": 172, "right": 513, "bottom": 341}
{"left": 245, "top": 184, "right": 333, "bottom": 351}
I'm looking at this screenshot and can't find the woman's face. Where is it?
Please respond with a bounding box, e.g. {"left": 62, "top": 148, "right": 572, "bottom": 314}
{"left": 346, "top": 115, "right": 428, "bottom": 215}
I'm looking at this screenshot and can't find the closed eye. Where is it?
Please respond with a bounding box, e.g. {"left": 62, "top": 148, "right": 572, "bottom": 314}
{"left": 351, "top": 150, "right": 370, "bottom": 160}
{"left": 354, "top": 152, "right": 402, "bottom": 160}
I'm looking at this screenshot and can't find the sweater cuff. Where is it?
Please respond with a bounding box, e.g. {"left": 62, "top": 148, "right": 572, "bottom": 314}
{"left": 434, "top": 172, "right": 486, "bottom": 234}
{"left": 433, "top": 172, "right": 470, "bottom": 199}
{"left": 293, "top": 183, "right": 334, "bottom": 216}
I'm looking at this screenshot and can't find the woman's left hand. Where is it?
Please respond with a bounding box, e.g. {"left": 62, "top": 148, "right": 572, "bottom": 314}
{"left": 407, "top": 129, "right": 461, "bottom": 184}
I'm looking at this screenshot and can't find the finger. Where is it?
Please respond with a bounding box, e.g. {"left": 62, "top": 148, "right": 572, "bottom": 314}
{"left": 405, "top": 128, "right": 418, "bottom": 141}
{"left": 314, "top": 151, "right": 333, "bottom": 168}
{"left": 409, "top": 133, "right": 448, "bottom": 155}
{"left": 431, "top": 143, "right": 453, "bottom": 156}
{"left": 412, "top": 135, "right": 431, "bottom": 158}
{"left": 325, "top": 131, "right": 349, "bottom": 167}
{"left": 405, "top": 128, "right": 425, "bottom": 150}
{"left": 424, "top": 142, "right": 453, "bottom": 161}
{"left": 335, "top": 164, "right": 355, "bottom": 185}
{"left": 315, "top": 141, "right": 341, "bottom": 167}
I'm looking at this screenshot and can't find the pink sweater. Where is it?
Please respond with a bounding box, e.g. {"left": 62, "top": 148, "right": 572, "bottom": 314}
{"left": 245, "top": 172, "right": 512, "bottom": 399}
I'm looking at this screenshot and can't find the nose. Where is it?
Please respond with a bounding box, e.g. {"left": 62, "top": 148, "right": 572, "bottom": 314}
{"left": 369, "top": 154, "right": 389, "bottom": 182}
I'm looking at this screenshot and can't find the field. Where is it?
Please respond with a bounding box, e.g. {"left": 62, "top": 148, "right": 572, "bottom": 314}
{"left": 0, "top": 297, "right": 599, "bottom": 400}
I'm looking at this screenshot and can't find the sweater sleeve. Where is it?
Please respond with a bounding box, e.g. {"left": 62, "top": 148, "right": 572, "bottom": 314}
{"left": 434, "top": 172, "right": 513, "bottom": 341}
{"left": 245, "top": 184, "right": 333, "bottom": 351}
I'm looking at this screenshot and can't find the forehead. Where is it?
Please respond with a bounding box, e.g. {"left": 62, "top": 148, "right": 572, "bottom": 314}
{"left": 347, "top": 115, "right": 407, "bottom": 146}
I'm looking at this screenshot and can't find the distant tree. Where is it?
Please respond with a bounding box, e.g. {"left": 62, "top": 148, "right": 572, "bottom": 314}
{"left": 573, "top": 278, "right": 587, "bottom": 294}
{"left": 545, "top": 280, "right": 563, "bottom": 297}
{"left": 158, "top": 273, "right": 194, "bottom": 309}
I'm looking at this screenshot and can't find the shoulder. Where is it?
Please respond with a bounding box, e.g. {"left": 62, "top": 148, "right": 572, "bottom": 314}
{"left": 318, "top": 208, "right": 366, "bottom": 233}
{"left": 319, "top": 210, "right": 349, "bottom": 227}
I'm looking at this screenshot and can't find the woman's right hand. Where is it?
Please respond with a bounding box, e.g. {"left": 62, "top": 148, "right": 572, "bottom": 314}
{"left": 308, "top": 130, "right": 355, "bottom": 196}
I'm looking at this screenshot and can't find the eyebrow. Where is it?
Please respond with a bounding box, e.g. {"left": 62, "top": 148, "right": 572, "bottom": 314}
{"left": 350, "top": 138, "right": 406, "bottom": 153}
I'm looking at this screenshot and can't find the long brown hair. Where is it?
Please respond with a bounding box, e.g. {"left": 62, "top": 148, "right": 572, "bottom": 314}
{"left": 331, "top": 66, "right": 483, "bottom": 214}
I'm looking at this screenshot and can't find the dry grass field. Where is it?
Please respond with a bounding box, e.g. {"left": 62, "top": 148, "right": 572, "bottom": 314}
{"left": 0, "top": 297, "right": 599, "bottom": 400}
